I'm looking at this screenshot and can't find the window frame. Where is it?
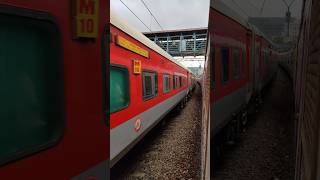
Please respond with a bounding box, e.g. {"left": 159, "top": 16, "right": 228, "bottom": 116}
{"left": 142, "top": 70, "right": 158, "bottom": 101}
{"left": 103, "top": 25, "right": 109, "bottom": 127}
{"left": 232, "top": 48, "right": 241, "bottom": 80}
{"left": 0, "top": 5, "right": 64, "bottom": 166}
{"left": 220, "top": 47, "right": 230, "bottom": 85}
{"left": 241, "top": 49, "right": 246, "bottom": 79}
{"left": 173, "top": 75, "right": 177, "bottom": 90}
{"left": 110, "top": 64, "right": 130, "bottom": 113}
{"left": 162, "top": 73, "right": 170, "bottom": 94}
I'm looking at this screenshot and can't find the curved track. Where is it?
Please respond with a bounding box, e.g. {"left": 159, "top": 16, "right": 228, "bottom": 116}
{"left": 111, "top": 84, "right": 202, "bottom": 179}
{"left": 213, "top": 68, "right": 295, "bottom": 179}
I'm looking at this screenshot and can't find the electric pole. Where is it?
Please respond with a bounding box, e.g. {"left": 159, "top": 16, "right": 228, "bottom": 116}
{"left": 281, "top": 0, "right": 296, "bottom": 38}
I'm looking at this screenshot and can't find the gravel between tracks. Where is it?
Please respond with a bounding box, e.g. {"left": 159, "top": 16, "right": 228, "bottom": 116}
{"left": 213, "top": 68, "right": 295, "bottom": 180}
{"left": 111, "top": 84, "right": 202, "bottom": 179}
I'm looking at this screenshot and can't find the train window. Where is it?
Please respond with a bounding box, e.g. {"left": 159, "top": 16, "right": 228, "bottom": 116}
{"left": 110, "top": 66, "right": 129, "bottom": 113}
{"left": 221, "top": 47, "right": 230, "bottom": 84}
{"left": 242, "top": 50, "right": 246, "bottom": 78}
{"left": 179, "top": 76, "right": 183, "bottom": 88}
{"left": 0, "top": 12, "right": 63, "bottom": 165}
{"left": 210, "top": 45, "right": 215, "bottom": 89}
{"left": 173, "top": 75, "right": 179, "bottom": 90}
{"left": 232, "top": 48, "right": 241, "bottom": 80}
{"left": 143, "top": 71, "right": 158, "bottom": 100}
{"left": 173, "top": 75, "right": 176, "bottom": 89}
{"left": 163, "top": 74, "right": 170, "bottom": 94}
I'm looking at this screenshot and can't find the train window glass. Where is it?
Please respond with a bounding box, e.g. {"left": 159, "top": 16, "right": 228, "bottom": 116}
{"left": 173, "top": 75, "right": 176, "bottom": 89}
{"left": 221, "top": 47, "right": 230, "bottom": 84}
{"left": 110, "top": 66, "right": 129, "bottom": 113}
{"left": 173, "top": 75, "right": 179, "bottom": 89}
{"left": 179, "top": 76, "right": 183, "bottom": 88}
{"left": 242, "top": 50, "right": 246, "bottom": 78}
{"left": 0, "top": 13, "right": 63, "bottom": 165}
{"left": 232, "top": 48, "right": 241, "bottom": 80}
{"left": 163, "top": 74, "right": 170, "bottom": 94}
{"left": 143, "top": 71, "right": 158, "bottom": 100}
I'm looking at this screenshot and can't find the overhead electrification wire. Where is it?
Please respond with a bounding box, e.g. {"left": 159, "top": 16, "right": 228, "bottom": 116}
{"left": 281, "top": 0, "right": 296, "bottom": 8}
{"left": 119, "top": 0, "right": 152, "bottom": 32}
{"left": 260, "top": 0, "right": 267, "bottom": 14}
{"left": 231, "top": 0, "right": 250, "bottom": 17}
{"left": 281, "top": 0, "right": 289, "bottom": 7}
{"left": 288, "top": 0, "right": 297, "bottom": 7}
{"left": 245, "top": 0, "right": 260, "bottom": 11}
{"left": 140, "top": 0, "right": 164, "bottom": 31}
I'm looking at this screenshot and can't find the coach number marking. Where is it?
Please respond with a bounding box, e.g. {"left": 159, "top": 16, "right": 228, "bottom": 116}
{"left": 74, "top": 0, "right": 99, "bottom": 38}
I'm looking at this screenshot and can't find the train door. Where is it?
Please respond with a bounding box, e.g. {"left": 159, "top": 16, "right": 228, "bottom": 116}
{"left": 0, "top": 1, "right": 108, "bottom": 179}
{"left": 246, "top": 30, "right": 253, "bottom": 102}
{"left": 251, "top": 31, "right": 257, "bottom": 94}
{"left": 254, "top": 37, "right": 261, "bottom": 93}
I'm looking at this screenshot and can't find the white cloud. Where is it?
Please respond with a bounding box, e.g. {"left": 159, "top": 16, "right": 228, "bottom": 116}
{"left": 111, "top": 0, "right": 210, "bottom": 32}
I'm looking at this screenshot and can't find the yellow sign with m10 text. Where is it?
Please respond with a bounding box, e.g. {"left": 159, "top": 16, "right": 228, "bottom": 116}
{"left": 133, "top": 60, "right": 142, "bottom": 74}
{"left": 74, "top": 0, "right": 99, "bottom": 38}
{"left": 116, "top": 35, "right": 149, "bottom": 58}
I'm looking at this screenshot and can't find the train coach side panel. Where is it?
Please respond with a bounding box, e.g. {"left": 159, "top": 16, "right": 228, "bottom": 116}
{"left": 110, "top": 24, "right": 189, "bottom": 166}
{"left": 209, "top": 7, "right": 249, "bottom": 135}
{"left": 0, "top": 1, "right": 109, "bottom": 179}
{"left": 295, "top": 0, "right": 320, "bottom": 179}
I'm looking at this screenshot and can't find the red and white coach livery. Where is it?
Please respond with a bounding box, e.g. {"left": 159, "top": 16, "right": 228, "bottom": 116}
{"left": 209, "top": 0, "right": 278, "bottom": 155}
{"left": 110, "top": 12, "right": 195, "bottom": 166}
{"left": 0, "top": 0, "right": 109, "bottom": 179}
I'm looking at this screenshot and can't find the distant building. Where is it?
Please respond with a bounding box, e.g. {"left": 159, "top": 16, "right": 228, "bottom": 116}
{"left": 188, "top": 67, "right": 203, "bottom": 76}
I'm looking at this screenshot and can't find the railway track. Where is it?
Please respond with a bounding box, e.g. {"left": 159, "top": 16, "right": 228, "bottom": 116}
{"left": 111, "top": 84, "right": 202, "bottom": 179}
{"left": 213, "top": 68, "right": 295, "bottom": 179}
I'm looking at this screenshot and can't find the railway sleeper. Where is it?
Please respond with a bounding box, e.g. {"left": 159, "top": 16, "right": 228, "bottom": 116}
{"left": 226, "top": 119, "right": 237, "bottom": 146}
{"left": 179, "top": 99, "right": 185, "bottom": 109}
{"left": 240, "top": 108, "right": 248, "bottom": 132}
{"left": 213, "top": 135, "right": 223, "bottom": 167}
{"left": 254, "top": 95, "right": 262, "bottom": 113}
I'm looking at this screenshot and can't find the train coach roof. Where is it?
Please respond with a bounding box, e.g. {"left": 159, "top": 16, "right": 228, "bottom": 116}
{"left": 211, "top": 0, "right": 275, "bottom": 46}
{"left": 211, "top": 0, "right": 250, "bottom": 29}
{"left": 110, "top": 11, "right": 193, "bottom": 74}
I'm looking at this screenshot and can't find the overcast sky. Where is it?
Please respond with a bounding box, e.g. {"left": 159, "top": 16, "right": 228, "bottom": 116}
{"left": 111, "top": 0, "right": 302, "bottom": 32}
{"left": 220, "top": 0, "right": 302, "bottom": 20}
{"left": 111, "top": 0, "right": 210, "bottom": 32}
{"left": 110, "top": 0, "right": 302, "bottom": 68}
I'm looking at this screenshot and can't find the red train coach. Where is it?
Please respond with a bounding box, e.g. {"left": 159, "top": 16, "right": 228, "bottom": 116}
{"left": 0, "top": 0, "right": 109, "bottom": 179}
{"left": 209, "top": 0, "right": 278, "bottom": 157}
{"left": 110, "top": 12, "right": 194, "bottom": 166}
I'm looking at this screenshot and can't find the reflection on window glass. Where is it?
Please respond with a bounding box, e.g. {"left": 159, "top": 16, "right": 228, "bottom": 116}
{"left": 0, "top": 14, "right": 63, "bottom": 164}
{"left": 110, "top": 66, "right": 129, "bottom": 113}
